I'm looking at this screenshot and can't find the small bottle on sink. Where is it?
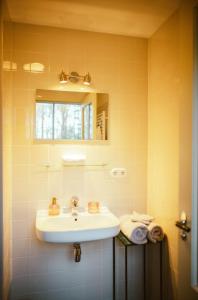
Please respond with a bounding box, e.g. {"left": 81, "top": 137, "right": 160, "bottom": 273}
{"left": 48, "top": 197, "right": 60, "bottom": 216}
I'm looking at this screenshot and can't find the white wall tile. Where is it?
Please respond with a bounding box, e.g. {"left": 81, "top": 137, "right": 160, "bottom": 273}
{"left": 12, "top": 201, "right": 29, "bottom": 221}
{"left": 12, "top": 221, "right": 30, "bottom": 239}
{"left": 12, "top": 238, "right": 30, "bottom": 258}
{"left": 12, "top": 257, "right": 28, "bottom": 278}
{"left": 28, "top": 255, "right": 48, "bottom": 275}
{"left": 10, "top": 275, "right": 29, "bottom": 299}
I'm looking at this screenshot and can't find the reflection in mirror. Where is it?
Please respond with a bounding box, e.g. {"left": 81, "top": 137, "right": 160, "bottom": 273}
{"left": 35, "top": 89, "right": 109, "bottom": 141}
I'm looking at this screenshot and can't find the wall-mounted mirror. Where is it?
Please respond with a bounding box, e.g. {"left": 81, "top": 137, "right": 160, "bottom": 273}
{"left": 35, "top": 89, "right": 109, "bottom": 141}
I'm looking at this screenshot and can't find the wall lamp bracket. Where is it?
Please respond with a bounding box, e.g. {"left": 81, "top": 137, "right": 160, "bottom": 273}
{"left": 59, "top": 70, "right": 91, "bottom": 85}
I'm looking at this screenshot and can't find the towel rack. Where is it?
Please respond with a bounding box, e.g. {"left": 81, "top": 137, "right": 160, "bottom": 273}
{"left": 96, "top": 111, "right": 106, "bottom": 140}
{"left": 40, "top": 162, "right": 108, "bottom": 171}
{"left": 113, "top": 231, "right": 164, "bottom": 300}
{"left": 63, "top": 162, "right": 107, "bottom": 167}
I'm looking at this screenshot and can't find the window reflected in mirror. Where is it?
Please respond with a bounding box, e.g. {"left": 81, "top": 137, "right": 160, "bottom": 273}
{"left": 35, "top": 89, "right": 108, "bottom": 141}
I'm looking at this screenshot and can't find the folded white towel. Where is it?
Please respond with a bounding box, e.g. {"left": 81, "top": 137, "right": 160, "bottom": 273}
{"left": 131, "top": 211, "right": 154, "bottom": 225}
{"left": 120, "top": 216, "right": 148, "bottom": 244}
{"left": 147, "top": 222, "right": 164, "bottom": 243}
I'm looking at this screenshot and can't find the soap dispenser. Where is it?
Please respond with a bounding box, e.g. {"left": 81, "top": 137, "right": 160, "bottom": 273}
{"left": 48, "top": 197, "right": 60, "bottom": 216}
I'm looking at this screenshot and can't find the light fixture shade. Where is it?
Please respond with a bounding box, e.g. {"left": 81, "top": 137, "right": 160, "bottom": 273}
{"left": 83, "top": 73, "right": 91, "bottom": 85}
{"left": 59, "top": 70, "right": 68, "bottom": 83}
{"left": 69, "top": 71, "right": 80, "bottom": 83}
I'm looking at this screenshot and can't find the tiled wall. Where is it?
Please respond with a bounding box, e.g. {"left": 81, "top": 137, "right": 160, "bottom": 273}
{"left": 9, "top": 23, "right": 148, "bottom": 299}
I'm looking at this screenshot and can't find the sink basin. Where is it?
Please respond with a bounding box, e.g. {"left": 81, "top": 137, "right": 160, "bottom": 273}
{"left": 36, "top": 207, "right": 120, "bottom": 243}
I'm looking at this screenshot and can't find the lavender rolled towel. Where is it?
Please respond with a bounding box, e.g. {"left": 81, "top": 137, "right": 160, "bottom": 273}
{"left": 147, "top": 222, "right": 164, "bottom": 243}
{"left": 120, "top": 216, "right": 148, "bottom": 244}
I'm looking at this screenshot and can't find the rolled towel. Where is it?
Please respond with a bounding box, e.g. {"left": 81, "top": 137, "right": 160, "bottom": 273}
{"left": 131, "top": 211, "right": 154, "bottom": 225}
{"left": 120, "top": 217, "right": 148, "bottom": 244}
{"left": 147, "top": 223, "right": 164, "bottom": 243}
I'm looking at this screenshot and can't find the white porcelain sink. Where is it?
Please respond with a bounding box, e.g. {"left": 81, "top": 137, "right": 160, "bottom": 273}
{"left": 36, "top": 207, "right": 120, "bottom": 243}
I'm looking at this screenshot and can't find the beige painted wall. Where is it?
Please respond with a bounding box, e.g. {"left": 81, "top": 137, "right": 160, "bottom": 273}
{"left": 9, "top": 23, "right": 148, "bottom": 299}
{"left": 148, "top": 1, "right": 198, "bottom": 299}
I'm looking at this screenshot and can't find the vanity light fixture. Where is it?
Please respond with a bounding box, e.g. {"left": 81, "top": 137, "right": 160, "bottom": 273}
{"left": 59, "top": 71, "right": 91, "bottom": 85}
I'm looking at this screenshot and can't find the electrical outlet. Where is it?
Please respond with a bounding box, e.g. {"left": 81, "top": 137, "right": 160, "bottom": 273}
{"left": 110, "top": 168, "right": 127, "bottom": 177}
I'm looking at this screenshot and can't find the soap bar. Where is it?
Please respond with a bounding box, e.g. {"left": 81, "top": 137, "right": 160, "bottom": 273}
{"left": 88, "top": 201, "right": 100, "bottom": 213}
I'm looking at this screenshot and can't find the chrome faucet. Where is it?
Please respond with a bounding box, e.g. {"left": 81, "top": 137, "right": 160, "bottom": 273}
{"left": 71, "top": 196, "right": 79, "bottom": 217}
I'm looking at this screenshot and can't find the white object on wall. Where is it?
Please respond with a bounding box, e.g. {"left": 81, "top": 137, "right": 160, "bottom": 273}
{"left": 62, "top": 154, "right": 86, "bottom": 163}
{"left": 110, "top": 168, "right": 127, "bottom": 178}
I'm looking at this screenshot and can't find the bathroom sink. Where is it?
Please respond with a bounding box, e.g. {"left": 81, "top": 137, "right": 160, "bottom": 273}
{"left": 36, "top": 207, "right": 120, "bottom": 243}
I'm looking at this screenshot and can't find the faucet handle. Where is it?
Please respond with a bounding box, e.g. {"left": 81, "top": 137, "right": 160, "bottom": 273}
{"left": 71, "top": 196, "right": 79, "bottom": 207}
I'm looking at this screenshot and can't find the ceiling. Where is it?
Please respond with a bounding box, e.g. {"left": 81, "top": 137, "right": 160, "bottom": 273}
{"left": 6, "top": 0, "right": 181, "bottom": 38}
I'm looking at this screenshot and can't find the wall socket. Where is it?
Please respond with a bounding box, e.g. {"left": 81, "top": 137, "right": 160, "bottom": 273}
{"left": 110, "top": 168, "right": 127, "bottom": 177}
